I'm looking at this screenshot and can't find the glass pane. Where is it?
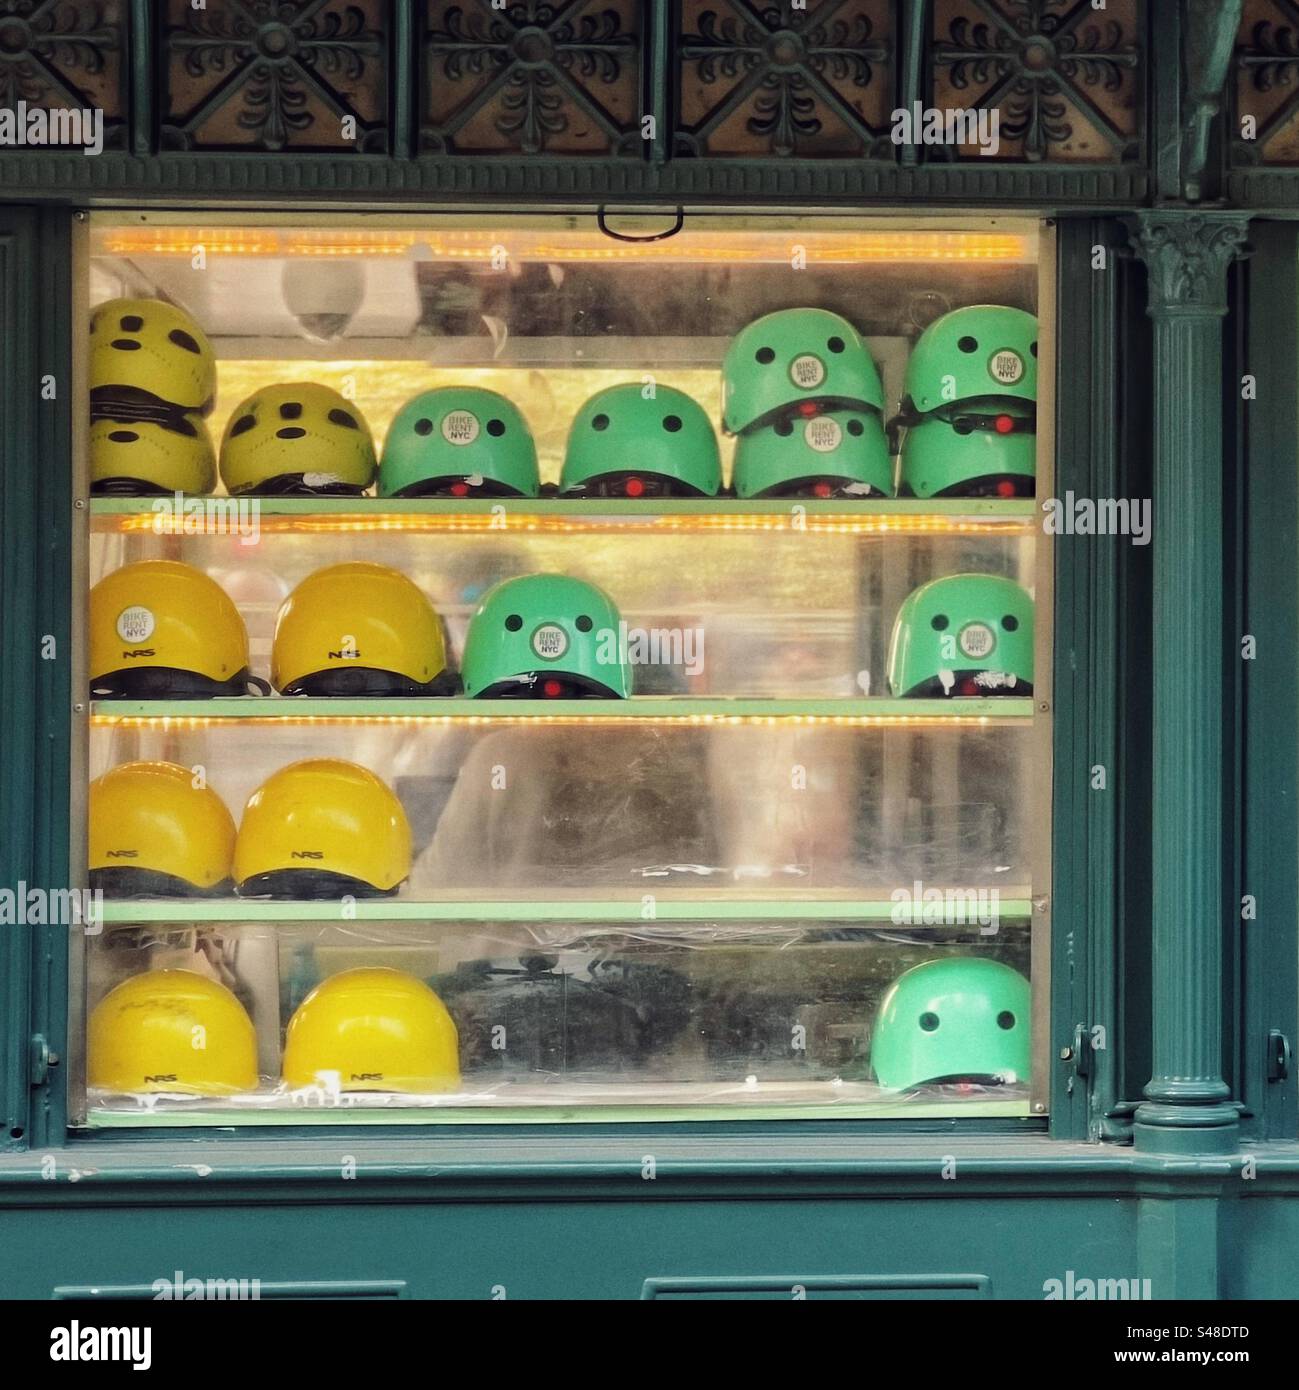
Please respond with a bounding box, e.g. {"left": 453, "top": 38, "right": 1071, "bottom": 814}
{"left": 75, "top": 213, "right": 1049, "bottom": 1125}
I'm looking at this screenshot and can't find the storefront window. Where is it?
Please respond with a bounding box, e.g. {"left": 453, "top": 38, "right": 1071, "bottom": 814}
{"left": 75, "top": 214, "right": 1050, "bottom": 1125}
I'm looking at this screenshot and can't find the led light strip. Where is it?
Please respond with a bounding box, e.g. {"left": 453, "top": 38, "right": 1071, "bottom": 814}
{"left": 90, "top": 713, "right": 1016, "bottom": 730}
{"left": 96, "top": 228, "right": 1031, "bottom": 265}
{"left": 102, "top": 511, "right": 1035, "bottom": 538}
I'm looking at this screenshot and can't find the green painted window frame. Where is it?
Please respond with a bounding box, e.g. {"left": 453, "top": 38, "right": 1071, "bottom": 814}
{"left": 0, "top": 208, "right": 1144, "bottom": 1156}
{"left": 1236, "top": 220, "right": 1299, "bottom": 1140}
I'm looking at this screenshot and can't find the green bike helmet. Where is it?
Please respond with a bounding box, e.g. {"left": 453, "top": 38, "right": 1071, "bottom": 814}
{"left": 871, "top": 957, "right": 1031, "bottom": 1090}
{"left": 379, "top": 387, "right": 540, "bottom": 498}
{"left": 887, "top": 573, "right": 1034, "bottom": 698}
{"left": 733, "top": 408, "right": 893, "bottom": 499}
{"left": 898, "top": 402, "right": 1036, "bottom": 499}
{"left": 461, "top": 574, "right": 633, "bottom": 699}
{"left": 722, "top": 308, "right": 884, "bottom": 435}
{"left": 560, "top": 384, "right": 721, "bottom": 498}
{"left": 902, "top": 305, "right": 1038, "bottom": 415}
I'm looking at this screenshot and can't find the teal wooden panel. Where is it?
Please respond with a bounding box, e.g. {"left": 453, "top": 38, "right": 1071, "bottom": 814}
{"left": 0, "top": 208, "right": 73, "bottom": 1151}
{"left": 0, "top": 1195, "right": 1137, "bottom": 1300}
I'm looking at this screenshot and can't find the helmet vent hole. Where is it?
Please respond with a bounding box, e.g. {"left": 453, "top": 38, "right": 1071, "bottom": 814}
{"left": 487, "top": 418, "right": 506, "bottom": 437}
{"left": 120, "top": 315, "right": 143, "bottom": 332}
{"left": 576, "top": 615, "right": 593, "bottom": 632}
{"left": 168, "top": 329, "right": 202, "bottom": 354}
{"left": 592, "top": 413, "right": 610, "bottom": 431}
{"left": 662, "top": 414, "right": 682, "bottom": 432}
{"left": 774, "top": 419, "right": 794, "bottom": 437}
{"left": 756, "top": 347, "right": 775, "bottom": 364}
{"left": 1030, "top": 341, "right": 1038, "bottom": 357}
{"left": 414, "top": 418, "right": 433, "bottom": 436}
{"left": 827, "top": 336, "right": 845, "bottom": 353}
{"left": 230, "top": 414, "right": 256, "bottom": 437}
{"left": 954, "top": 420, "right": 974, "bottom": 436}
{"left": 328, "top": 409, "right": 359, "bottom": 429}
{"left": 931, "top": 614, "right": 949, "bottom": 631}
{"left": 107, "top": 429, "right": 138, "bottom": 443}
{"left": 505, "top": 614, "right": 523, "bottom": 632}
{"left": 1002, "top": 614, "right": 1019, "bottom": 632}
{"left": 847, "top": 418, "right": 864, "bottom": 436}
{"left": 958, "top": 336, "right": 978, "bottom": 353}
{"left": 997, "top": 1011, "right": 1016, "bottom": 1030}
{"left": 920, "top": 1011, "right": 940, "bottom": 1032}
{"left": 279, "top": 401, "right": 303, "bottom": 420}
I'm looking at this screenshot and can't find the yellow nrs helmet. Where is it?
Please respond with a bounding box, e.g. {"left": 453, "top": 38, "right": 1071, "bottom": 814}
{"left": 88, "top": 969, "right": 258, "bottom": 1096}
{"left": 282, "top": 968, "right": 460, "bottom": 1094}
{"left": 89, "top": 560, "right": 266, "bottom": 698}
{"left": 89, "top": 762, "right": 236, "bottom": 897}
{"left": 234, "top": 759, "right": 412, "bottom": 900}
{"left": 219, "top": 382, "right": 377, "bottom": 496}
{"left": 89, "top": 297, "right": 216, "bottom": 415}
{"left": 89, "top": 413, "right": 216, "bottom": 496}
{"left": 271, "top": 562, "right": 456, "bottom": 696}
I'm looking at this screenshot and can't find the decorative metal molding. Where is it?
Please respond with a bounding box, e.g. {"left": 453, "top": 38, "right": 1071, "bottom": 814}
{"left": 0, "top": 145, "right": 1157, "bottom": 203}
{"left": 931, "top": 0, "right": 1143, "bottom": 163}
{"left": 1128, "top": 211, "right": 1250, "bottom": 314}
{"left": 420, "top": 1, "right": 642, "bottom": 157}
{"left": 674, "top": 1, "right": 893, "bottom": 159}
{"left": 1232, "top": 0, "right": 1299, "bottom": 165}
{"left": 0, "top": 0, "right": 128, "bottom": 150}
{"left": 160, "top": 0, "right": 388, "bottom": 153}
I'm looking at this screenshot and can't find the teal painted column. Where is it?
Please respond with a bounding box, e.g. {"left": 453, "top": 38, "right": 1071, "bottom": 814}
{"left": 1129, "top": 211, "right": 1249, "bottom": 1156}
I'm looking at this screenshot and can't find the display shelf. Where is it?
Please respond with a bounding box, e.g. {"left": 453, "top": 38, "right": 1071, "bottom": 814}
{"left": 89, "top": 697, "right": 1036, "bottom": 726}
{"left": 89, "top": 496, "right": 1038, "bottom": 536}
{"left": 96, "top": 895, "right": 1034, "bottom": 925}
{"left": 85, "top": 1095, "right": 1031, "bottom": 1128}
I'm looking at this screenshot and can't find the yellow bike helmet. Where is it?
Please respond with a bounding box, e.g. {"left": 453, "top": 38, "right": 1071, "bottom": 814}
{"left": 88, "top": 969, "right": 258, "bottom": 1096}
{"left": 283, "top": 968, "right": 460, "bottom": 1094}
{"left": 89, "top": 414, "right": 216, "bottom": 496}
{"left": 234, "top": 759, "right": 411, "bottom": 899}
{"left": 271, "top": 563, "right": 457, "bottom": 696}
{"left": 89, "top": 560, "right": 267, "bottom": 699}
{"left": 89, "top": 761, "right": 236, "bottom": 897}
{"left": 89, "top": 297, "right": 216, "bottom": 416}
{"left": 219, "top": 382, "right": 377, "bottom": 496}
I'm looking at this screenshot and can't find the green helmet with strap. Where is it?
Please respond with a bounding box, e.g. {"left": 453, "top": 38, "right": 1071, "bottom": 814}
{"left": 722, "top": 308, "right": 884, "bottom": 434}
{"left": 887, "top": 573, "right": 1034, "bottom": 697}
{"left": 903, "top": 305, "right": 1038, "bottom": 414}
{"left": 871, "top": 957, "right": 1031, "bottom": 1090}
{"left": 733, "top": 409, "right": 893, "bottom": 499}
{"left": 379, "top": 387, "right": 539, "bottom": 498}
{"left": 461, "top": 573, "right": 633, "bottom": 699}
{"left": 561, "top": 383, "right": 721, "bottom": 497}
{"left": 898, "top": 402, "right": 1036, "bottom": 499}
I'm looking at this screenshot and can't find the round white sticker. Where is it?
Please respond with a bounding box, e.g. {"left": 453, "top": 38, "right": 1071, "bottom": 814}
{"left": 958, "top": 622, "right": 996, "bottom": 660}
{"left": 441, "top": 410, "right": 480, "bottom": 446}
{"left": 116, "top": 605, "right": 155, "bottom": 643}
{"left": 989, "top": 349, "right": 1025, "bottom": 386}
{"left": 803, "top": 416, "right": 843, "bottom": 453}
{"left": 789, "top": 354, "right": 826, "bottom": 390}
{"left": 531, "top": 623, "right": 568, "bottom": 661}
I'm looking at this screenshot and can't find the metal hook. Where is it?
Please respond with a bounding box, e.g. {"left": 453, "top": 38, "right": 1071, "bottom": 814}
{"left": 597, "top": 207, "right": 685, "bottom": 243}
